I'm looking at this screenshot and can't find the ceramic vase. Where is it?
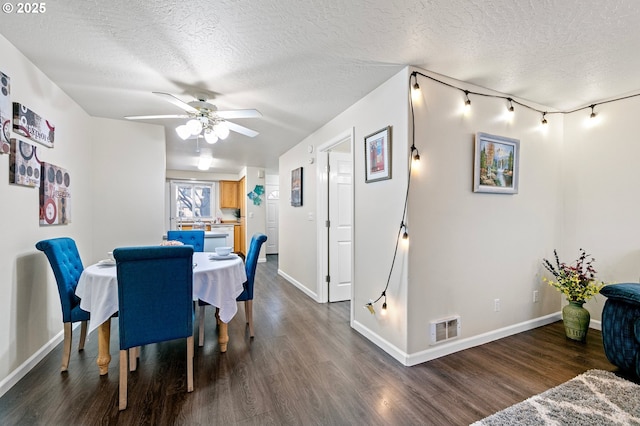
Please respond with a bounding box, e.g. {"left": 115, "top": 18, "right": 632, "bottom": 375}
{"left": 562, "top": 300, "right": 590, "bottom": 342}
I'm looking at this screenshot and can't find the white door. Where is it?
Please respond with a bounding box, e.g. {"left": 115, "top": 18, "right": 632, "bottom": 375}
{"left": 265, "top": 185, "right": 279, "bottom": 254}
{"left": 328, "top": 151, "right": 352, "bottom": 302}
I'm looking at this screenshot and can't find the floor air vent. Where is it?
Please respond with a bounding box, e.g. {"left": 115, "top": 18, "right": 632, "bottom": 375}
{"left": 429, "top": 316, "right": 461, "bottom": 345}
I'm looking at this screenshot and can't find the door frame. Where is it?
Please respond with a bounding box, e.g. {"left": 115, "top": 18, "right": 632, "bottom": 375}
{"left": 316, "top": 127, "right": 355, "bottom": 304}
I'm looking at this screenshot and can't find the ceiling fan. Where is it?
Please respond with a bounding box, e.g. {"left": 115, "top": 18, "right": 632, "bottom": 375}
{"left": 125, "top": 92, "right": 261, "bottom": 144}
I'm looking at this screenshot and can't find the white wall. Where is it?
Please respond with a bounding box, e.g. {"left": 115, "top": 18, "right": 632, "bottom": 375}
{"left": 90, "top": 117, "right": 166, "bottom": 260}
{"left": 0, "top": 35, "right": 166, "bottom": 393}
{"left": 563, "top": 98, "right": 640, "bottom": 320}
{"left": 278, "top": 67, "right": 569, "bottom": 364}
{"left": 279, "top": 142, "right": 320, "bottom": 297}
{"left": 407, "top": 69, "right": 564, "bottom": 358}
{"left": 0, "top": 34, "right": 94, "bottom": 387}
{"left": 279, "top": 69, "right": 410, "bottom": 350}
{"left": 243, "top": 166, "right": 267, "bottom": 261}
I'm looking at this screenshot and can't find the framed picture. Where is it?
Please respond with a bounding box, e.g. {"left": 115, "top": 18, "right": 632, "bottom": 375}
{"left": 364, "top": 126, "right": 392, "bottom": 183}
{"left": 473, "top": 132, "right": 520, "bottom": 194}
{"left": 291, "top": 167, "right": 303, "bottom": 207}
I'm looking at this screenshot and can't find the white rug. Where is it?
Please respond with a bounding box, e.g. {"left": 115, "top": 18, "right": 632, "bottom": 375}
{"left": 471, "top": 369, "right": 640, "bottom": 425}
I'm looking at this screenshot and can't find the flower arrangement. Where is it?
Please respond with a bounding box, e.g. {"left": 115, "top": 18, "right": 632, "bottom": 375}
{"left": 542, "top": 248, "right": 605, "bottom": 303}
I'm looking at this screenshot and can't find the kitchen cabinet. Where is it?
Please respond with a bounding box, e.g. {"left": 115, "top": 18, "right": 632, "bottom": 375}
{"left": 219, "top": 180, "right": 239, "bottom": 208}
{"left": 234, "top": 222, "right": 246, "bottom": 255}
{"left": 238, "top": 176, "right": 246, "bottom": 216}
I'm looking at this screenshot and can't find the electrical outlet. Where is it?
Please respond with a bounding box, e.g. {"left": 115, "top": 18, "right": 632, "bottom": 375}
{"left": 533, "top": 290, "right": 540, "bottom": 303}
{"left": 494, "top": 298, "right": 500, "bottom": 312}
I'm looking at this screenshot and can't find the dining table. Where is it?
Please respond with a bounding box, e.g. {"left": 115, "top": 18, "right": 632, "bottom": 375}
{"left": 76, "top": 251, "right": 247, "bottom": 375}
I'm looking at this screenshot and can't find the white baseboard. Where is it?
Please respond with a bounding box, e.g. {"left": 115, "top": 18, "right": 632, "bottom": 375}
{"left": 353, "top": 312, "right": 563, "bottom": 367}
{"left": 277, "top": 269, "right": 321, "bottom": 302}
{"left": 0, "top": 327, "right": 66, "bottom": 398}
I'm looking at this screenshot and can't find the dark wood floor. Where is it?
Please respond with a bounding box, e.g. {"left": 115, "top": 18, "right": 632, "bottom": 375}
{"left": 0, "top": 255, "right": 627, "bottom": 425}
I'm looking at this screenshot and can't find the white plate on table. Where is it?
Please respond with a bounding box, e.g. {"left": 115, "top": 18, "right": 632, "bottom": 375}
{"left": 97, "top": 259, "right": 116, "bottom": 266}
{"left": 209, "top": 253, "right": 237, "bottom": 260}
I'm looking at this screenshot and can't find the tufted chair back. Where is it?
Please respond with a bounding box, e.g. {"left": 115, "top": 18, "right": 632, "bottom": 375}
{"left": 197, "top": 233, "right": 267, "bottom": 343}
{"left": 113, "top": 244, "right": 195, "bottom": 410}
{"left": 35, "top": 237, "right": 90, "bottom": 371}
{"left": 237, "top": 233, "right": 268, "bottom": 302}
{"left": 167, "top": 230, "right": 205, "bottom": 252}
{"left": 35, "top": 237, "right": 86, "bottom": 323}
{"left": 601, "top": 283, "right": 640, "bottom": 377}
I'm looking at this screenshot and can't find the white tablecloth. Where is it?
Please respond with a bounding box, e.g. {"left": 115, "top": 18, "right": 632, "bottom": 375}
{"left": 76, "top": 252, "right": 246, "bottom": 334}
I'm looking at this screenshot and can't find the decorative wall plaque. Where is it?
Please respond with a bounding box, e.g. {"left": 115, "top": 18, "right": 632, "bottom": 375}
{"left": 0, "top": 71, "right": 10, "bottom": 154}
{"left": 9, "top": 138, "right": 40, "bottom": 187}
{"left": 39, "top": 162, "right": 71, "bottom": 225}
{"left": 13, "top": 102, "right": 55, "bottom": 148}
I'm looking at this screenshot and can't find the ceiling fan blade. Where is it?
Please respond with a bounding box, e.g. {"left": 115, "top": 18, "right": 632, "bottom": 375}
{"left": 124, "top": 114, "right": 189, "bottom": 120}
{"left": 216, "top": 109, "right": 262, "bottom": 119}
{"left": 226, "top": 121, "right": 259, "bottom": 137}
{"left": 152, "top": 92, "right": 199, "bottom": 114}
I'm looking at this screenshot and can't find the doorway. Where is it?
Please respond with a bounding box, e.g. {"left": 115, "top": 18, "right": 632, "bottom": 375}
{"left": 317, "top": 129, "right": 354, "bottom": 303}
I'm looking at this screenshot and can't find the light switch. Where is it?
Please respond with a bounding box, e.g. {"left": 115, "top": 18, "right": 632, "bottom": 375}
{"left": 249, "top": 212, "right": 254, "bottom": 218}
{"left": 307, "top": 212, "right": 314, "bottom": 221}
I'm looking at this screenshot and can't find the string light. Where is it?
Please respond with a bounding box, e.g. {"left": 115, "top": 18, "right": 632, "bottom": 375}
{"left": 366, "top": 70, "right": 639, "bottom": 317}
{"left": 410, "top": 70, "right": 640, "bottom": 122}
{"left": 365, "top": 78, "right": 421, "bottom": 316}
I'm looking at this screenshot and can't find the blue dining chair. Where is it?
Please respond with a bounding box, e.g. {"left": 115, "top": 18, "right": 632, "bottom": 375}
{"left": 167, "top": 230, "right": 205, "bottom": 252}
{"left": 113, "top": 245, "right": 195, "bottom": 411}
{"left": 35, "top": 237, "right": 90, "bottom": 372}
{"left": 198, "top": 233, "right": 267, "bottom": 345}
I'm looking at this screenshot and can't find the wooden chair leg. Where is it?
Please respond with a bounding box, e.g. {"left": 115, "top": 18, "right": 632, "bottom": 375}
{"left": 61, "top": 323, "right": 72, "bottom": 372}
{"left": 129, "top": 347, "right": 138, "bottom": 372}
{"left": 245, "top": 300, "right": 254, "bottom": 337}
{"left": 119, "top": 350, "right": 128, "bottom": 411}
{"left": 78, "top": 320, "right": 87, "bottom": 351}
{"left": 187, "top": 336, "right": 194, "bottom": 392}
{"left": 198, "top": 305, "right": 206, "bottom": 347}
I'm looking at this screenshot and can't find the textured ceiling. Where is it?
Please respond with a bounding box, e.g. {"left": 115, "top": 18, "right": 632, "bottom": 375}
{"left": 1, "top": 0, "right": 639, "bottom": 173}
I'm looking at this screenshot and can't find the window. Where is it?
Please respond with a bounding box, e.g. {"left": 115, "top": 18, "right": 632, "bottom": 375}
{"left": 174, "top": 182, "right": 214, "bottom": 219}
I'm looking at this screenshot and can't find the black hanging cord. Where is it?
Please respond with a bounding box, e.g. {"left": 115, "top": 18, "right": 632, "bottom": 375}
{"left": 369, "top": 73, "right": 419, "bottom": 307}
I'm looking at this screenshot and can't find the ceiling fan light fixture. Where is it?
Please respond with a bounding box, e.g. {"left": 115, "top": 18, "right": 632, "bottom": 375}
{"left": 213, "top": 122, "right": 230, "bottom": 140}
{"left": 197, "top": 155, "right": 213, "bottom": 170}
{"left": 175, "top": 124, "right": 191, "bottom": 140}
{"left": 187, "top": 118, "right": 203, "bottom": 135}
{"left": 204, "top": 129, "right": 218, "bottom": 144}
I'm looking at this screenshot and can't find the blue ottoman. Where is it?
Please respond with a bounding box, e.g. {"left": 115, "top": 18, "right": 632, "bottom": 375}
{"left": 600, "top": 283, "right": 640, "bottom": 377}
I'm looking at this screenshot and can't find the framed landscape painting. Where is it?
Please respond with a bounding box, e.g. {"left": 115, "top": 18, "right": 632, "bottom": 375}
{"left": 473, "top": 132, "right": 520, "bottom": 194}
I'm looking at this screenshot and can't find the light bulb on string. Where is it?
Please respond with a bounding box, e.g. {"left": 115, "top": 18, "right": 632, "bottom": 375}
{"left": 507, "top": 98, "right": 515, "bottom": 115}
{"left": 590, "top": 105, "right": 597, "bottom": 119}
{"left": 411, "top": 77, "right": 422, "bottom": 103}
{"left": 464, "top": 91, "right": 471, "bottom": 113}
{"left": 411, "top": 145, "right": 420, "bottom": 167}
{"left": 541, "top": 112, "right": 548, "bottom": 125}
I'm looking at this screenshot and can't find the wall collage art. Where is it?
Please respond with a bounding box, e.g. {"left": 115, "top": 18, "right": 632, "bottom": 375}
{"left": 2, "top": 69, "right": 69, "bottom": 226}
